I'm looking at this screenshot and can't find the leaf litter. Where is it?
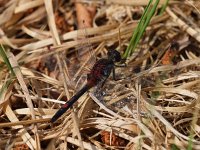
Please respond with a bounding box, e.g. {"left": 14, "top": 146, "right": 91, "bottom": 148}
{"left": 0, "top": 0, "right": 200, "bottom": 149}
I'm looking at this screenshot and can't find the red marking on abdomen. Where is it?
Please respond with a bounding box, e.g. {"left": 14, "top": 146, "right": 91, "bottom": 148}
{"left": 62, "top": 103, "right": 68, "bottom": 108}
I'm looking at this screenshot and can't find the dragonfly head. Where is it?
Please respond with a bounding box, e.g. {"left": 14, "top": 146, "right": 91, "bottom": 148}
{"left": 107, "top": 50, "right": 121, "bottom": 62}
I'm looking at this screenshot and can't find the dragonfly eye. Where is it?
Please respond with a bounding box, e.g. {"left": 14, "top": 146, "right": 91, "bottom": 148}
{"left": 108, "top": 50, "right": 121, "bottom": 62}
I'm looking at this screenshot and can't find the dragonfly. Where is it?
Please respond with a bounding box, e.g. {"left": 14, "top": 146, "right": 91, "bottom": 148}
{"left": 51, "top": 49, "right": 121, "bottom": 123}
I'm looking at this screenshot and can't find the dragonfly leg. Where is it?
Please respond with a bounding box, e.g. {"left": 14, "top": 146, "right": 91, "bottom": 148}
{"left": 112, "top": 67, "right": 117, "bottom": 81}
{"left": 100, "top": 76, "right": 109, "bottom": 88}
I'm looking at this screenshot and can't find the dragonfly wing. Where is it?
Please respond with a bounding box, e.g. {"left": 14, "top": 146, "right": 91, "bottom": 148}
{"left": 73, "top": 22, "right": 96, "bottom": 88}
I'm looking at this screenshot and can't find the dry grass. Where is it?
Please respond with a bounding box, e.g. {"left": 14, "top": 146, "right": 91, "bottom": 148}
{"left": 0, "top": 0, "right": 200, "bottom": 149}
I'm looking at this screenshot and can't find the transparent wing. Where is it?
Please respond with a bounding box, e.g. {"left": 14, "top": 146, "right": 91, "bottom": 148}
{"left": 72, "top": 20, "right": 96, "bottom": 89}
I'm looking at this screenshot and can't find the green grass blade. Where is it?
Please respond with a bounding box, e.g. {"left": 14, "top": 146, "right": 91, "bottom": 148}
{"left": 0, "top": 44, "right": 15, "bottom": 77}
{"left": 122, "top": 0, "right": 162, "bottom": 59}
{"left": 159, "top": 0, "right": 169, "bottom": 15}
{"left": 122, "top": 0, "right": 153, "bottom": 58}
{"left": 0, "top": 45, "right": 16, "bottom": 100}
{"left": 133, "top": 0, "right": 160, "bottom": 49}
{"left": 0, "top": 80, "right": 13, "bottom": 99}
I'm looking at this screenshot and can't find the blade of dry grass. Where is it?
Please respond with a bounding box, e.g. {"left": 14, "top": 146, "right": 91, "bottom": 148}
{"left": 44, "top": 0, "right": 84, "bottom": 149}
{"left": 166, "top": 7, "right": 200, "bottom": 42}
{"left": 0, "top": 28, "right": 17, "bottom": 49}
{"left": 0, "top": 0, "right": 18, "bottom": 25}
{"left": 7, "top": 52, "right": 36, "bottom": 118}
{"left": 106, "top": 0, "right": 174, "bottom": 6}
{"left": 6, "top": 51, "right": 42, "bottom": 149}
{"left": 145, "top": 102, "right": 200, "bottom": 144}
{"left": 15, "top": 0, "right": 44, "bottom": 13}
{"left": 4, "top": 105, "right": 36, "bottom": 149}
